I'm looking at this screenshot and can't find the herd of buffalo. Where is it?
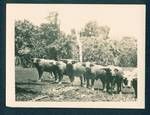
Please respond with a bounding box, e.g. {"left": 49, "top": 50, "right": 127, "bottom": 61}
{"left": 32, "top": 58, "right": 137, "bottom": 98}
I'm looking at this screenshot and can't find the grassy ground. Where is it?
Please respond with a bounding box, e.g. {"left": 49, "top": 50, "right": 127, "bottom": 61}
{"left": 15, "top": 66, "right": 136, "bottom": 102}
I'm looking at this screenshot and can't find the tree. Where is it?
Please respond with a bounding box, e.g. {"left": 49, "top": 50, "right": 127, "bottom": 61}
{"left": 15, "top": 20, "right": 36, "bottom": 55}
{"left": 80, "top": 35, "right": 137, "bottom": 67}
{"left": 80, "top": 21, "right": 110, "bottom": 40}
{"left": 45, "top": 31, "right": 74, "bottom": 60}
{"left": 15, "top": 20, "right": 38, "bottom": 67}
{"left": 39, "top": 22, "right": 59, "bottom": 45}
{"left": 37, "top": 12, "right": 62, "bottom": 59}
{"left": 118, "top": 37, "right": 137, "bottom": 67}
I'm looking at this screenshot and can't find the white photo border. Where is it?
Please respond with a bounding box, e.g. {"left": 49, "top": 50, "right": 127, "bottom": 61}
{"left": 6, "top": 4, "right": 145, "bottom": 108}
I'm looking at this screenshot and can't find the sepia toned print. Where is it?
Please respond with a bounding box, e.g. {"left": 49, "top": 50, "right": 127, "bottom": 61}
{"left": 6, "top": 4, "right": 145, "bottom": 108}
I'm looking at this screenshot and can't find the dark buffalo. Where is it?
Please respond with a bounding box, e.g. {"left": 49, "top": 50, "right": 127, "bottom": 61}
{"left": 33, "top": 58, "right": 63, "bottom": 82}
{"left": 132, "top": 78, "right": 137, "bottom": 98}
{"left": 108, "top": 66, "right": 124, "bottom": 94}
{"left": 55, "top": 61, "right": 66, "bottom": 84}
{"left": 83, "top": 62, "right": 113, "bottom": 93}
{"left": 61, "top": 59, "right": 86, "bottom": 87}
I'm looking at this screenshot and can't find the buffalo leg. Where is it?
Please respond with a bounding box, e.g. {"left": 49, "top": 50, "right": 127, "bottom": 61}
{"left": 37, "top": 69, "right": 43, "bottom": 82}
{"left": 84, "top": 75, "right": 86, "bottom": 83}
{"left": 69, "top": 76, "right": 75, "bottom": 86}
{"left": 103, "top": 83, "right": 107, "bottom": 92}
{"left": 133, "top": 80, "right": 137, "bottom": 98}
{"left": 134, "top": 87, "right": 137, "bottom": 98}
{"left": 86, "top": 78, "right": 90, "bottom": 88}
{"left": 101, "top": 80, "right": 106, "bottom": 91}
{"left": 58, "top": 72, "right": 63, "bottom": 84}
{"left": 106, "top": 83, "right": 109, "bottom": 92}
{"left": 118, "top": 82, "right": 122, "bottom": 94}
{"left": 111, "top": 79, "right": 116, "bottom": 91}
{"left": 91, "top": 79, "right": 95, "bottom": 90}
{"left": 116, "top": 82, "right": 119, "bottom": 94}
{"left": 80, "top": 76, "right": 83, "bottom": 87}
{"left": 53, "top": 71, "right": 58, "bottom": 82}
{"left": 107, "top": 82, "right": 112, "bottom": 94}
{"left": 48, "top": 72, "right": 54, "bottom": 79}
{"left": 116, "top": 81, "right": 122, "bottom": 94}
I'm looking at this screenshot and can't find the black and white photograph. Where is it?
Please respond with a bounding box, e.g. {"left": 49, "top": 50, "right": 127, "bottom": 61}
{"left": 6, "top": 4, "right": 145, "bottom": 108}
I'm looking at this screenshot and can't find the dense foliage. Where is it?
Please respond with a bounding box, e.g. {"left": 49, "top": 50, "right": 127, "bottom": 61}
{"left": 15, "top": 12, "right": 137, "bottom": 67}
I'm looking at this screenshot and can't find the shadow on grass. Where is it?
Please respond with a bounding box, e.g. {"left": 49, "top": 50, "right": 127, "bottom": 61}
{"left": 15, "top": 79, "right": 55, "bottom": 85}
{"left": 16, "top": 82, "right": 45, "bottom": 86}
{"left": 16, "top": 86, "right": 40, "bottom": 94}
{"left": 40, "top": 80, "right": 70, "bottom": 85}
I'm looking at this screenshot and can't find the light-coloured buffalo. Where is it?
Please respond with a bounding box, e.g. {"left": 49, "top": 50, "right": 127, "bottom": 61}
{"left": 61, "top": 59, "right": 86, "bottom": 87}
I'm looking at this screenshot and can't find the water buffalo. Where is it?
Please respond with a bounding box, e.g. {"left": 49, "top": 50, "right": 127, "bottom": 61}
{"left": 108, "top": 65, "right": 124, "bottom": 94}
{"left": 123, "top": 69, "right": 137, "bottom": 98}
{"left": 61, "top": 59, "right": 86, "bottom": 87}
{"left": 132, "top": 78, "right": 137, "bottom": 98}
{"left": 55, "top": 61, "right": 66, "bottom": 84}
{"left": 32, "top": 58, "right": 58, "bottom": 82}
{"left": 83, "top": 62, "right": 113, "bottom": 93}
{"left": 123, "top": 77, "right": 137, "bottom": 98}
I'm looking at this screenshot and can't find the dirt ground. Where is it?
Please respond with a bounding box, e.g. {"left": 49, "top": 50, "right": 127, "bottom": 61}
{"left": 15, "top": 67, "right": 136, "bottom": 102}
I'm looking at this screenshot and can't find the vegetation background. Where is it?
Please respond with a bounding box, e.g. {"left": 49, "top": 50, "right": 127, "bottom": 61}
{"left": 15, "top": 12, "right": 137, "bottom": 68}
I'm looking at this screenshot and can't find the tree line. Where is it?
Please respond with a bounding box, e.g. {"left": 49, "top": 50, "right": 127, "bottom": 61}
{"left": 15, "top": 12, "right": 137, "bottom": 67}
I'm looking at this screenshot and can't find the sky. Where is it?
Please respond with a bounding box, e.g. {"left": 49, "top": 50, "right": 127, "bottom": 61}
{"left": 7, "top": 4, "right": 145, "bottom": 40}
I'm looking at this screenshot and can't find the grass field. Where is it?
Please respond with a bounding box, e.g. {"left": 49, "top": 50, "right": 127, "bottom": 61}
{"left": 15, "top": 66, "right": 136, "bottom": 102}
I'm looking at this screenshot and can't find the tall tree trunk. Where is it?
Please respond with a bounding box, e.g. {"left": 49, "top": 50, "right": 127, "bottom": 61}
{"left": 76, "top": 33, "right": 82, "bottom": 62}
